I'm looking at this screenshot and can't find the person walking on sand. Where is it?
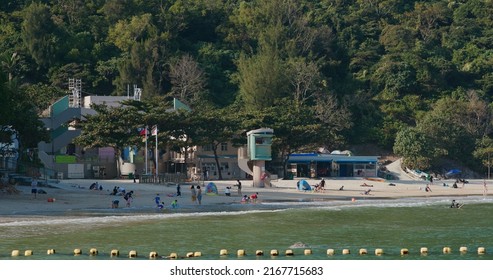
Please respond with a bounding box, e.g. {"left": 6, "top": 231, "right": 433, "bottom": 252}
{"left": 176, "top": 184, "right": 181, "bottom": 197}
{"left": 196, "top": 186, "right": 202, "bottom": 205}
{"left": 190, "top": 185, "right": 197, "bottom": 203}
{"left": 236, "top": 180, "right": 242, "bottom": 196}
{"left": 154, "top": 194, "right": 161, "bottom": 207}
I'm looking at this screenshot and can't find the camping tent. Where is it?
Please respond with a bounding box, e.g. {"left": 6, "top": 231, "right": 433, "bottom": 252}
{"left": 205, "top": 182, "right": 218, "bottom": 195}
{"left": 297, "top": 180, "right": 311, "bottom": 191}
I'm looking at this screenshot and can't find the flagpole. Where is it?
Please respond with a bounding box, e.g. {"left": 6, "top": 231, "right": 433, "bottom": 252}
{"left": 145, "top": 125, "right": 148, "bottom": 175}
{"left": 155, "top": 125, "right": 158, "bottom": 179}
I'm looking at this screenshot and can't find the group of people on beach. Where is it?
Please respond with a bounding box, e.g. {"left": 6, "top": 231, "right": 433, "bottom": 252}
{"left": 111, "top": 188, "right": 134, "bottom": 208}
{"left": 241, "top": 192, "right": 259, "bottom": 203}
{"left": 89, "top": 182, "right": 103, "bottom": 191}
{"left": 450, "top": 199, "right": 463, "bottom": 208}
{"left": 111, "top": 179, "right": 257, "bottom": 210}
{"left": 154, "top": 193, "right": 180, "bottom": 210}
{"left": 189, "top": 185, "right": 202, "bottom": 205}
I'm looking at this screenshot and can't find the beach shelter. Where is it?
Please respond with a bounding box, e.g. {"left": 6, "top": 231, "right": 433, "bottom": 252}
{"left": 446, "top": 169, "right": 462, "bottom": 178}
{"left": 297, "top": 180, "right": 311, "bottom": 191}
{"left": 205, "top": 182, "right": 218, "bottom": 195}
{"left": 446, "top": 169, "right": 462, "bottom": 176}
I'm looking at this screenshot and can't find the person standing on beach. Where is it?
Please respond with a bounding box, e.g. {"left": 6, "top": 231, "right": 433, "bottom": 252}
{"left": 31, "top": 178, "right": 38, "bottom": 199}
{"left": 154, "top": 194, "right": 161, "bottom": 207}
{"left": 484, "top": 180, "right": 488, "bottom": 197}
{"left": 196, "top": 186, "right": 202, "bottom": 205}
{"left": 190, "top": 185, "right": 197, "bottom": 203}
{"left": 236, "top": 180, "right": 242, "bottom": 196}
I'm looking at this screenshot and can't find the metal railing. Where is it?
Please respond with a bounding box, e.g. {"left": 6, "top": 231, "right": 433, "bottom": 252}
{"left": 139, "top": 173, "right": 188, "bottom": 185}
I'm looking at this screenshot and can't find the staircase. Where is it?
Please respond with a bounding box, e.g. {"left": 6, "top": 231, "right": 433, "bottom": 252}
{"left": 37, "top": 95, "right": 83, "bottom": 169}
{"left": 237, "top": 146, "right": 253, "bottom": 176}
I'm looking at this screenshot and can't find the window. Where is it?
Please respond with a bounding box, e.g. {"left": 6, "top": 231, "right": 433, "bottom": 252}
{"left": 203, "top": 144, "right": 212, "bottom": 152}
{"left": 221, "top": 142, "right": 228, "bottom": 151}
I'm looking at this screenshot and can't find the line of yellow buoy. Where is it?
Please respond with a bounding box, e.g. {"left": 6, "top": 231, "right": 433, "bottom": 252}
{"left": 9, "top": 246, "right": 488, "bottom": 258}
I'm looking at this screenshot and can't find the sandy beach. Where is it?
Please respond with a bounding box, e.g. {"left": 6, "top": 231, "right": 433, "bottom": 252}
{"left": 0, "top": 174, "right": 490, "bottom": 218}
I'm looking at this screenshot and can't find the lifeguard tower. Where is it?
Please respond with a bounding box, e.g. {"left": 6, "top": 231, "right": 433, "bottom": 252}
{"left": 246, "top": 128, "right": 274, "bottom": 187}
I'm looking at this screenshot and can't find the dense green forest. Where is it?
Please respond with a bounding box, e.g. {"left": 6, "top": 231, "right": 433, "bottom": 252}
{"left": 2, "top": 0, "right": 493, "bottom": 176}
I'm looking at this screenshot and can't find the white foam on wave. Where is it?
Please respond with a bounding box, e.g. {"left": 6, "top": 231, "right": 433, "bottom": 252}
{"left": 263, "top": 195, "right": 493, "bottom": 210}
{"left": 0, "top": 209, "right": 286, "bottom": 228}
{"left": 1, "top": 196, "right": 491, "bottom": 228}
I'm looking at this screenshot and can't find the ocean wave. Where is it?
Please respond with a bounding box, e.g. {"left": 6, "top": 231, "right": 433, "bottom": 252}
{"left": 1, "top": 196, "right": 491, "bottom": 228}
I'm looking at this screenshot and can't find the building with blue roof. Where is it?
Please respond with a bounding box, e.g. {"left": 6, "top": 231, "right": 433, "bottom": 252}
{"left": 287, "top": 153, "right": 379, "bottom": 178}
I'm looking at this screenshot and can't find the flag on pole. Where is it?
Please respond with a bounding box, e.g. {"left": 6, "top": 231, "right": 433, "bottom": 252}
{"left": 151, "top": 125, "right": 158, "bottom": 136}
{"left": 139, "top": 128, "right": 147, "bottom": 136}
{"left": 144, "top": 125, "right": 148, "bottom": 174}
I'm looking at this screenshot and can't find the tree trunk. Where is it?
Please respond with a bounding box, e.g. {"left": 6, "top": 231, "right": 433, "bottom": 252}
{"left": 212, "top": 142, "right": 223, "bottom": 180}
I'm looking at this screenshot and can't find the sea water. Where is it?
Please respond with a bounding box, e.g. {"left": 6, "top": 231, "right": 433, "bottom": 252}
{"left": 1, "top": 196, "right": 492, "bottom": 260}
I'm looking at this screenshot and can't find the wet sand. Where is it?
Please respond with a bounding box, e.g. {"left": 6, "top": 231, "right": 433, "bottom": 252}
{"left": 0, "top": 176, "right": 489, "bottom": 217}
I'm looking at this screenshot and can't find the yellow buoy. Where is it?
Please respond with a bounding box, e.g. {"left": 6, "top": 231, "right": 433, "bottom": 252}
{"left": 478, "top": 247, "right": 486, "bottom": 255}
{"left": 89, "top": 248, "right": 98, "bottom": 256}
{"left": 11, "top": 250, "right": 20, "bottom": 257}
{"left": 193, "top": 251, "right": 202, "bottom": 257}
{"left": 342, "top": 249, "right": 350, "bottom": 255}
{"left": 24, "top": 250, "right": 33, "bottom": 256}
{"left": 149, "top": 251, "right": 158, "bottom": 258}
{"left": 270, "top": 249, "right": 279, "bottom": 256}
{"left": 400, "top": 248, "right": 409, "bottom": 255}
{"left": 237, "top": 249, "right": 246, "bottom": 257}
{"left": 47, "top": 249, "right": 56, "bottom": 255}
{"left": 420, "top": 247, "right": 428, "bottom": 255}
{"left": 375, "top": 248, "right": 384, "bottom": 256}
{"left": 285, "top": 249, "right": 294, "bottom": 256}
{"left": 73, "top": 249, "right": 82, "bottom": 256}
{"left": 256, "top": 250, "right": 264, "bottom": 256}
{"left": 220, "top": 249, "right": 228, "bottom": 256}
{"left": 359, "top": 248, "right": 367, "bottom": 255}
{"left": 304, "top": 249, "right": 312, "bottom": 255}
{"left": 327, "top": 249, "right": 335, "bottom": 256}
{"left": 169, "top": 252, "right": 178, "bottom": 259}
{"left": 110, "top": 249, "right": 119, "bottom": 257}
{"left": 186, "top": 252, "right": 194, "bottom": 258}
{"left": 128, "top": 250, "right": 137, "bottom": 258}
{"left": 459, "top": 247, "right": 467, "bottom": 254}
{"left": 443, "top": 247, "right": 451, "bottom": 254}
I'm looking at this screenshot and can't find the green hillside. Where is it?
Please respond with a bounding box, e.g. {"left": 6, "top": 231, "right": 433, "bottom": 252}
{"left": 2, "top": 0, "right": 493, "bottom": 176}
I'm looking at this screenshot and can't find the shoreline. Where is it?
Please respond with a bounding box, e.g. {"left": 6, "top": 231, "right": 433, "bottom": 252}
{"left": 1, "top": 177, "right": 490, "bottom": 219}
